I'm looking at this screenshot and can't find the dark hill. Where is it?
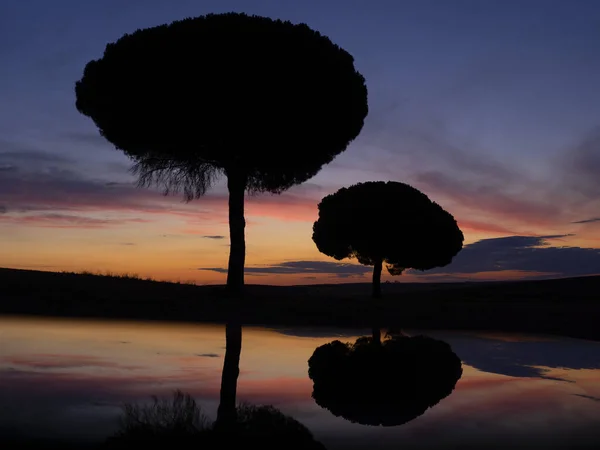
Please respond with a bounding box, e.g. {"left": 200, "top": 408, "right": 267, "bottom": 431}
{"left": 1, "top": 268, "right": 598, "bottom": 340}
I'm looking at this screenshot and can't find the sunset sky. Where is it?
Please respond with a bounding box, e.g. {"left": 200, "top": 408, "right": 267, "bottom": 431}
{"left": 1, "top": 0, "right": 599, "bottom": 285}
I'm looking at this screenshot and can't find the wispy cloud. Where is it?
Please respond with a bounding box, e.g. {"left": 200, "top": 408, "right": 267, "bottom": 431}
{"left": 562, "top": 126, "right": 600, "bottom": 199}
{"left": 61, "top": 131, "right": 111, "bottom": 147}
{"left": 457, "top": 219, "right": 517, "bottom": 235}
{"left": 0, "top": 163, "right": 226, "bottom": 227}
{"left": 202, "top": 235, "right": 225, "bottom": 240}
{"left": 0, "top": 140, "right": 72, "bottom": 164}
{"left": 572, "top": 217, "right": 600, "bottom": 224}
{"left": 413, "top": 234, "right": 600, "bottom": 278}
{"left": 414, "top": 171, "right": 561, "bottom": 226}
{"left": 200, "top": 260, "right": 371, "bottom": 278}
{"left": 0, "top": 213, "right": 149, "bottom": 229}
{"left": 358, "top": 120, "right": 600, "bottom": 233}
{"left": 440, "top": 333, "right": 600, "bottom": 380}
{"left": 0, "top": 160, "right": 322, "bottom": 227}
{"left": 4, "top": 354, "right": 142, "bottom": 371}
{"left": 574, "top": 394, "right": 600, "bottom": 403}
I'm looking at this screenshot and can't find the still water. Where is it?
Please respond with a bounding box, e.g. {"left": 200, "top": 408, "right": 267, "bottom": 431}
{"left": 1, "top": 316, "right": 600, "bottom": 449}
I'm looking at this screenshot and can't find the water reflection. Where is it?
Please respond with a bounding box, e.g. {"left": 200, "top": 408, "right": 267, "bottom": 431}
{"left": 1, "top": 317, "right": 600, "bottom": 449}
{"left": 1, "top": 317, "right": 326, "bottom": 449}
{"left": 427, "top": 331, "right": 600, "bottom": 380}
{"left": 308, "top": 331, "right": 462, "bottom": 426}
{"left": 213, "top": 321, "right": 325, "bottom": 449}
{"left": 104, "top": 318, "right": 326, "bottom": 449}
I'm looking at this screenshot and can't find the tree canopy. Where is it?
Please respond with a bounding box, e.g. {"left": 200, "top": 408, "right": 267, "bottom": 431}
{"left": 75, "top": 12, "right": 368, "bottom": 197}
{"left": 75, "top": 12, "right": 368, "bottom": 292}
{"left": 312, "top": 181, "right": 464, "bottom": 277}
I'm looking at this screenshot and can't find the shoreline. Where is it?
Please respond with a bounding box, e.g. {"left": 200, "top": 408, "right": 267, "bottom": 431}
{"left": 1, "top": 267, "right": 599, "bottom": 341}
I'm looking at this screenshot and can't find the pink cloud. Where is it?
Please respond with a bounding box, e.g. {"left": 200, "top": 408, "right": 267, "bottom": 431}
{"left": 415, "top": 171, "right": 561, "bottom": 227}
{"left": 457, "top": 219, "right": 517, "bottom": 235}
{"left": 3, "top": 354, "right": 143, "bottom": 370}
{"left": 0, "top": 213, "right": 150, "bottom": 228}
{"left": 1, "top": 168, "right": 323, "bottom": 228}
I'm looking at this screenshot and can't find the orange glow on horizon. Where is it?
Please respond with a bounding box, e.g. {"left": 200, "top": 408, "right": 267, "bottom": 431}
{"left": 1, "top": 186, "right": 599, "bottom": 285}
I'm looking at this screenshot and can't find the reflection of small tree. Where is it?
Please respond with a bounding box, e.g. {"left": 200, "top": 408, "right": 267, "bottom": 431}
{"left": 307, "top": 334, "right": 463, "bottom": 426}
{"left": 226, "top": 403, "right": 326, "bottom": 449}
{"left": 312, "top": 181, "right": 464, "bottom": 298}
{"left": 105, "top": 391, "right": 325, "bottom": 449}
{"left": 75, "top": 12, "right": 368, "bottom": 294}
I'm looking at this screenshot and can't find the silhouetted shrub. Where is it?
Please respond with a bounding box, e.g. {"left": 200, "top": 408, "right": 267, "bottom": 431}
{"left": 105, "top": 391, "right": 326, "bottom": 449}
{"left": 308, "top": 334, "right": 463, "bottom": 426}
{"left": 104, "top": 391, "right": 209, "bottom": 448}
{"left": 117, "top": 390, "right": 208, "bottom": 435}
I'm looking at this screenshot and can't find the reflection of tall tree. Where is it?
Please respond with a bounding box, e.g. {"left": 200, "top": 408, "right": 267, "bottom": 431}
{"left": 308, "top": 334, "right": 463, "bottom": 426}
{"left": 216, "top": 321, "right": 242, "bottom": 426}
{"left": 213, "top": 319, "right": 326, "bottom": 448}
{"left": 107, "top": 321, "right": 326, "bottom": 449}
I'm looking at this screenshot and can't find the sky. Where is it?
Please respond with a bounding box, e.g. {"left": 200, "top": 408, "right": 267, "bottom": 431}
{"left": 1, "top": 0, "right": 599, "bottom": 285}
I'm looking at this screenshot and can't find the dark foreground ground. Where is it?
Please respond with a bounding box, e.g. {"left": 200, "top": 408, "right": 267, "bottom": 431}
{"left": 1, "top": 267, "right": 599, "bottom": 341}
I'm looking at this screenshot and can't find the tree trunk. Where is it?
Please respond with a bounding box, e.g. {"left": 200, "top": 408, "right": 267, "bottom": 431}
{"left": 372, "top": 327, "right": 381, "bottom": 345}
{"left": 372, "top": 258, "right": 383, "bottom": 299}
{"left": 226, "top": 170, "right": 247, "bottom": 294}
{"left": 216, "top": 321, "right": 242, "bottom": 427}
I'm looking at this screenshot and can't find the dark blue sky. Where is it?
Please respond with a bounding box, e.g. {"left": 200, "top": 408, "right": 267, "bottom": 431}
{"left": 1, "top": 0, "right": 599, "bottom": 283}
{"left": 2, "top": 0, "right": 599, "bottom": 169}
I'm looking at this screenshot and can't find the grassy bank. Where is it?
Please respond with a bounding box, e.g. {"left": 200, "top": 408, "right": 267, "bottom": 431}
{"left": 1, "top": 267, "right": 599, "bottom": 340}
